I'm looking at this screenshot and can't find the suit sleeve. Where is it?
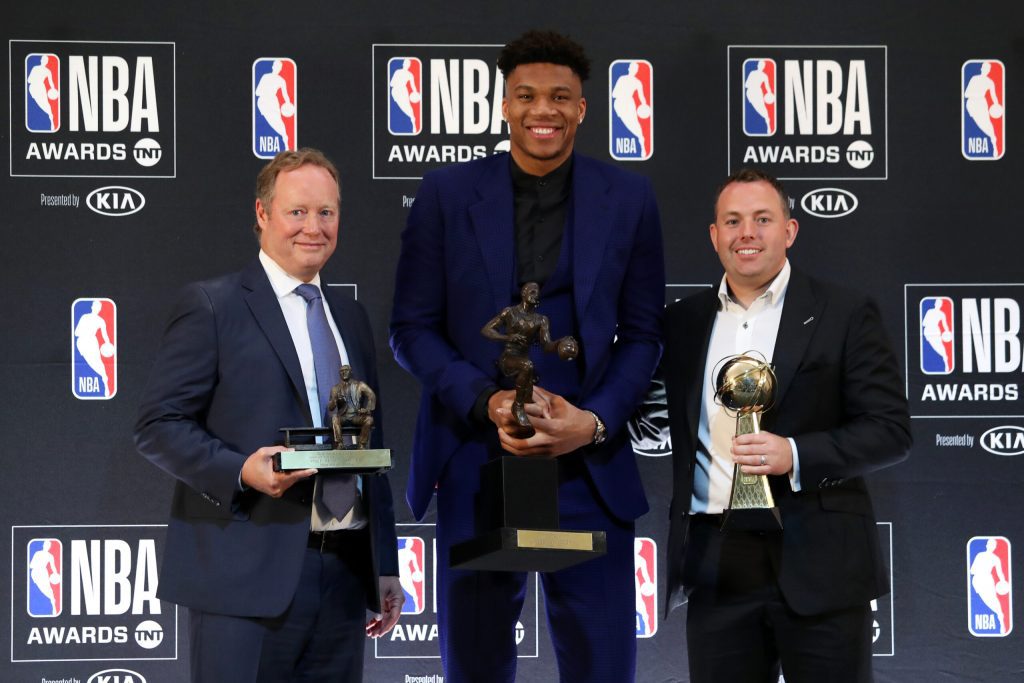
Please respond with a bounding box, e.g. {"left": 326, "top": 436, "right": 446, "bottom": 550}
{"left": 134, "top": 284, "right": 248, "bottom": 509}
{"left": 389, "top": 172, "right": 497, "bottom": 422}
{"left": 580, "top": 177, "right": 666, "bottom": 434}
{"left": 792, "top": 297, "right": 912, "bottom": 487}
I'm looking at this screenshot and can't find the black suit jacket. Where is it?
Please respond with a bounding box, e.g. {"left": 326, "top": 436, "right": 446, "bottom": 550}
{"left": 135, "top": 258, "right": 398, "bottom": 617}
{"left": 662, "top": 267, "right": 911, "bottom": 616}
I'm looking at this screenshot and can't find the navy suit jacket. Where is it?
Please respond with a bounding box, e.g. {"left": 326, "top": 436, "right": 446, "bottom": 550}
{"left": 661, "top": 268, "right": 911, "bottom": 615}
{"left": 135, "top": 258, "right": 398, "bottom": 617}
{"left": 390, "top": 152, "right": 665, "bottom": 522}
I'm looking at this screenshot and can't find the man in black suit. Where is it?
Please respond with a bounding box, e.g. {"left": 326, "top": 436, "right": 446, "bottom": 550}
{"left": 657, "top": 168, "right": 910, "bottom": 682}
{"left": 135, "top": 148, "right": 402, "bottom": 682}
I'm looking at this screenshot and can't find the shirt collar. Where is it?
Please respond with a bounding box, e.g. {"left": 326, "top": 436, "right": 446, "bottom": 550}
{"left": 509, "top": 154, "right": 573, "bottom": 194}
{"left": 717, "top": 259, "right": 792, "bottom": 311}
{"left": 258, "top": 249, "right": 323, "bottom": 299}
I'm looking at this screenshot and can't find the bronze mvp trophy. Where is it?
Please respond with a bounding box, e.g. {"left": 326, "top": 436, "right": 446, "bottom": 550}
{"left": 713, "top": 353, "right": 782, "bottom": 530}
{"left": 274, "top": 365, "right": 391, "bottom": 474}
{"left": 450, "top": 282, "right": 607, "bottom": 571}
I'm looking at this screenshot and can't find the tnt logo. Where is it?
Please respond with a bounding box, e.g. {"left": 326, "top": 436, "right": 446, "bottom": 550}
{"left": 398, "top": 537, "right": 425, "bottom": 615}
{"left": 25, "top": 53, "right": 60, "bottom": 132}
{"left": 388, "top": 57, "right": 422, "bottom": 135}
{"left": 72, "top": 298, "right": 117, "bottom": 399}
{"left": 920, "top": 296, "right": 954, "bottom": 374}
{"left": 743, "top": 58, "right": 776, "bottom": 136}
{"left": 634, "top": 537, "right": 657, "bottom": 637}
{"left": 963, "top": 60, "right": 1005, "bottom": 160}
{"left": 967, "top": 536, "right": 1012, "bottom": 637}
{"left": 609, "top": 60, "right": 653, "bottom": 160}
{"left": 253, "top": 58, "right": 297, "bottom": 159}
{"left": 27, "top": 539, "right": 63, "bottom": 617}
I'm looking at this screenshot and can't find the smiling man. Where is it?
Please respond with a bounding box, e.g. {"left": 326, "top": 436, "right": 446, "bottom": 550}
{"left": 136, "top": 148, "right": 402, "bottom": 682}
{"left": 655, "top": 168, "right": 911, "bottom": 682}
{"left": 390, "top": 30, "right": 665, "bottom": 683}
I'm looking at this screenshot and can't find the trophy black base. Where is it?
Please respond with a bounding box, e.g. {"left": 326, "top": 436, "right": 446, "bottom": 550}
{"left": 721, "top": 506, "right": 783, "bottom": 531}
{"left": 450, "top": 456, "right": 606, "bottom": 572}
{"left": 450, "top": 527, "right": 607, "bottom": 572}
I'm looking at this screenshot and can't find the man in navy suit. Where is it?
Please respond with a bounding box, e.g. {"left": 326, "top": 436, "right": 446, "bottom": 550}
{"left": 656, "top": 169, "right": 911, "bottom": 682}
{"left": 390, "top": 31, "right": 665, "bottom": 682}
{"left": 136, "top": 148, "right": 402, "bottom": 682}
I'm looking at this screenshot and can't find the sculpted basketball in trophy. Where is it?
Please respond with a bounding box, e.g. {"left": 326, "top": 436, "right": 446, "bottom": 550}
{"left": 714, "top": 352, "right": 783, "bottom": 530}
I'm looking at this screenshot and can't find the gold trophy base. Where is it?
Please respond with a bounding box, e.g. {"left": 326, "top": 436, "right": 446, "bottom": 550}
{"left": 721, "top": 463, "right": 782, "bottom": 531}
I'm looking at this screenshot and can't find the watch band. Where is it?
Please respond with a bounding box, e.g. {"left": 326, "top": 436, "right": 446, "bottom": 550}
{"left": 585, "top": 410, "right": 607, "bottom": 445}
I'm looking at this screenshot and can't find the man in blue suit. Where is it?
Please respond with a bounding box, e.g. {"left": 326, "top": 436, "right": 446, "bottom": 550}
{"left": 390, "top": 31, "right": 665, "bottom": 682}
{"left": 136, "top": 148, "right": 402, "bottom": 682}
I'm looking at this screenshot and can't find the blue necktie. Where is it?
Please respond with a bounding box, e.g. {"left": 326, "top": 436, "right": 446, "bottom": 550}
{"left": 295, "top": 284, "right": 355, "bottom": 518}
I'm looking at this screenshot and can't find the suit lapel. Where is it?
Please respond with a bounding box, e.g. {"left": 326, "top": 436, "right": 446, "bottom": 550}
{"left": 323, "top": 286, "right": 366, "bottom": 381}
{"left": 682, "top": 290, "right": 720, "bottom": 442}
{"left": 241, "top": 259, "right": 306, "bottom": 400}
{"left": 769, "top": 268, "right": 824, "bottom": 411}
{"left": 468, "top": 155, "right": 516, "bottom": 313}
{"left": 571, "top": 155, "right": 613, "bottom": 337}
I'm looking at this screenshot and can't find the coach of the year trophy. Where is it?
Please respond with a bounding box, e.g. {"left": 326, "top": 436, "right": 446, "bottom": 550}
{"left": 274, "top": 365, "right": 391, "bottom": 474}
{"left": 449, "top": 282, "right": 607, "bottom": 571}
{"left": 713, "top": 352, "right": 783, "bottom": 530}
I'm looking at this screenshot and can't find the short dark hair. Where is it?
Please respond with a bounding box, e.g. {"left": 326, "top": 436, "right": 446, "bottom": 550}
{"left": 253, "top": 148, "right": 340, "bottom": 238}
{"left": 497, "top": 30, "right": 590, "bottom": 82}
{"left": 713, "top": 167, "right": 790, "bottom": 219}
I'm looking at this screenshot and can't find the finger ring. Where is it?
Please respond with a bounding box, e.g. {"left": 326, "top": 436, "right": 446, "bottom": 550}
{"left": 760, "top": 455, "right": 767, "bottom": 466}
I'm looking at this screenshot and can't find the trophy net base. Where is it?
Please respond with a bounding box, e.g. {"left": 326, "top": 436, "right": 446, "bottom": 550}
{"left": 450, "top": 527, "right": 607, "bottom": 572}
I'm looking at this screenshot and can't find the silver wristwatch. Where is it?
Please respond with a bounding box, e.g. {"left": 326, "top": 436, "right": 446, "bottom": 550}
{"left": 586, "top": 410, "right": 607, "bottom": 445}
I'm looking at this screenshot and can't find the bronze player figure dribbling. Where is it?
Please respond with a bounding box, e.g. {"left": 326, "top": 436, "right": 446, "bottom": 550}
{"left": 481, "top": 282, "right": 579, "bottom": 438}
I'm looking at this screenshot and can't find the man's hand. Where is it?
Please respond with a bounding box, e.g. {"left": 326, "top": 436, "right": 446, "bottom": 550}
{"left": 366, "top": 576, "right": 404, "bottom": 638}
{"left": 731, "top": 431, "right": 793, "bottom": 476}
{"left": 487, "top": 388, "right": 553, "bottom": 432}
{"left": 239, "top": 446, "right": 316, "bottom": 497}
{"left": 497, "top": 386, "right": 595, "bottom": 457}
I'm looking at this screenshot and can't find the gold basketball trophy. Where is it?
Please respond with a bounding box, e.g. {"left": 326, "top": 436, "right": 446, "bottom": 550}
{"left": 713, "top": 353, "right": 782, "bottom": 530}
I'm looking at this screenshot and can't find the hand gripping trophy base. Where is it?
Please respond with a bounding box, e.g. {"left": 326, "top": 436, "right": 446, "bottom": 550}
{"left": 715, "top": 354, "right": 783, "bottom": 532}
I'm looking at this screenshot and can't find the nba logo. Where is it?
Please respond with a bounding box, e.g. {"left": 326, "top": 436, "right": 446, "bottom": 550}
{"left": 72, "top": 298, "right": 117, "bottom": 399}
{"left": 388, "top": 57, "right": 422, "bottom": 135}
{"left": 25, "top": 53, "right": 60, "bottom": 133}
{"left": 609, "top": 59, "right": 653, "bottom": 160}
{"left": 742, "top": 58, "right": 776, "bottom": 136}
{"left": 253, "top": 57, "right": 297, "bottom": 159}
{"left": 920, "top": 297, "right": 954, "bottom": 375}
{"left": 27, "top": 538, "right": 62, "bottom": 617}
{"left": 962, "top": 60, "right": 1005, "bottom": 160}
{"left": 398, "top": 536, "right": 425, "bottom": 615}
{"left": 634, "top": 537, "right": 657, "bottom": 637}
{"left": 967, "top": 536, "right": 1012, "bottom": 637}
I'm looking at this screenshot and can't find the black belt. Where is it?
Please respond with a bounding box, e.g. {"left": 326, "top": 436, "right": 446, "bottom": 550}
{"left": 307, "top": 529, "right": 364, "bottom": 554}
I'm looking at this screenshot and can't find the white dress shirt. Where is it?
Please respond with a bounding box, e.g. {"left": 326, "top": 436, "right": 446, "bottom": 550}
{"left": 691, "top": 259, "right": 801, "bottom": 514}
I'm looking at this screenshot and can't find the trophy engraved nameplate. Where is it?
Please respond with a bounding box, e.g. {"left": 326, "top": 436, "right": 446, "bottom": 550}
{"left": 275, "top": 365, "right": 392, "bottom": 474}
{"left": 714, "top": 353, "right": 783, "bottom": 530}
{"left": 449, "top": 283, "right": 606, "bottom": 571}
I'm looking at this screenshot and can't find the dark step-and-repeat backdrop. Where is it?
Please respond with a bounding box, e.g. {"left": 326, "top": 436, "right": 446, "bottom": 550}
{"left": 3, "top": 2, "right": 1021, "bottom": 681}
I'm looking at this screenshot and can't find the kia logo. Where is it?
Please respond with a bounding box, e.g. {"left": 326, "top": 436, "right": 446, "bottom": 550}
{"left": 980, "top": 426, "right": 1024, "bottom": 456}
{"left": 86, "top": 186, "right": 145, "bottom": 217}
{"left": 88, "top": 669, "right": 147, "bottom": 683}
{"left": 800, "top": 188, "right": 858, "bottom": 218}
